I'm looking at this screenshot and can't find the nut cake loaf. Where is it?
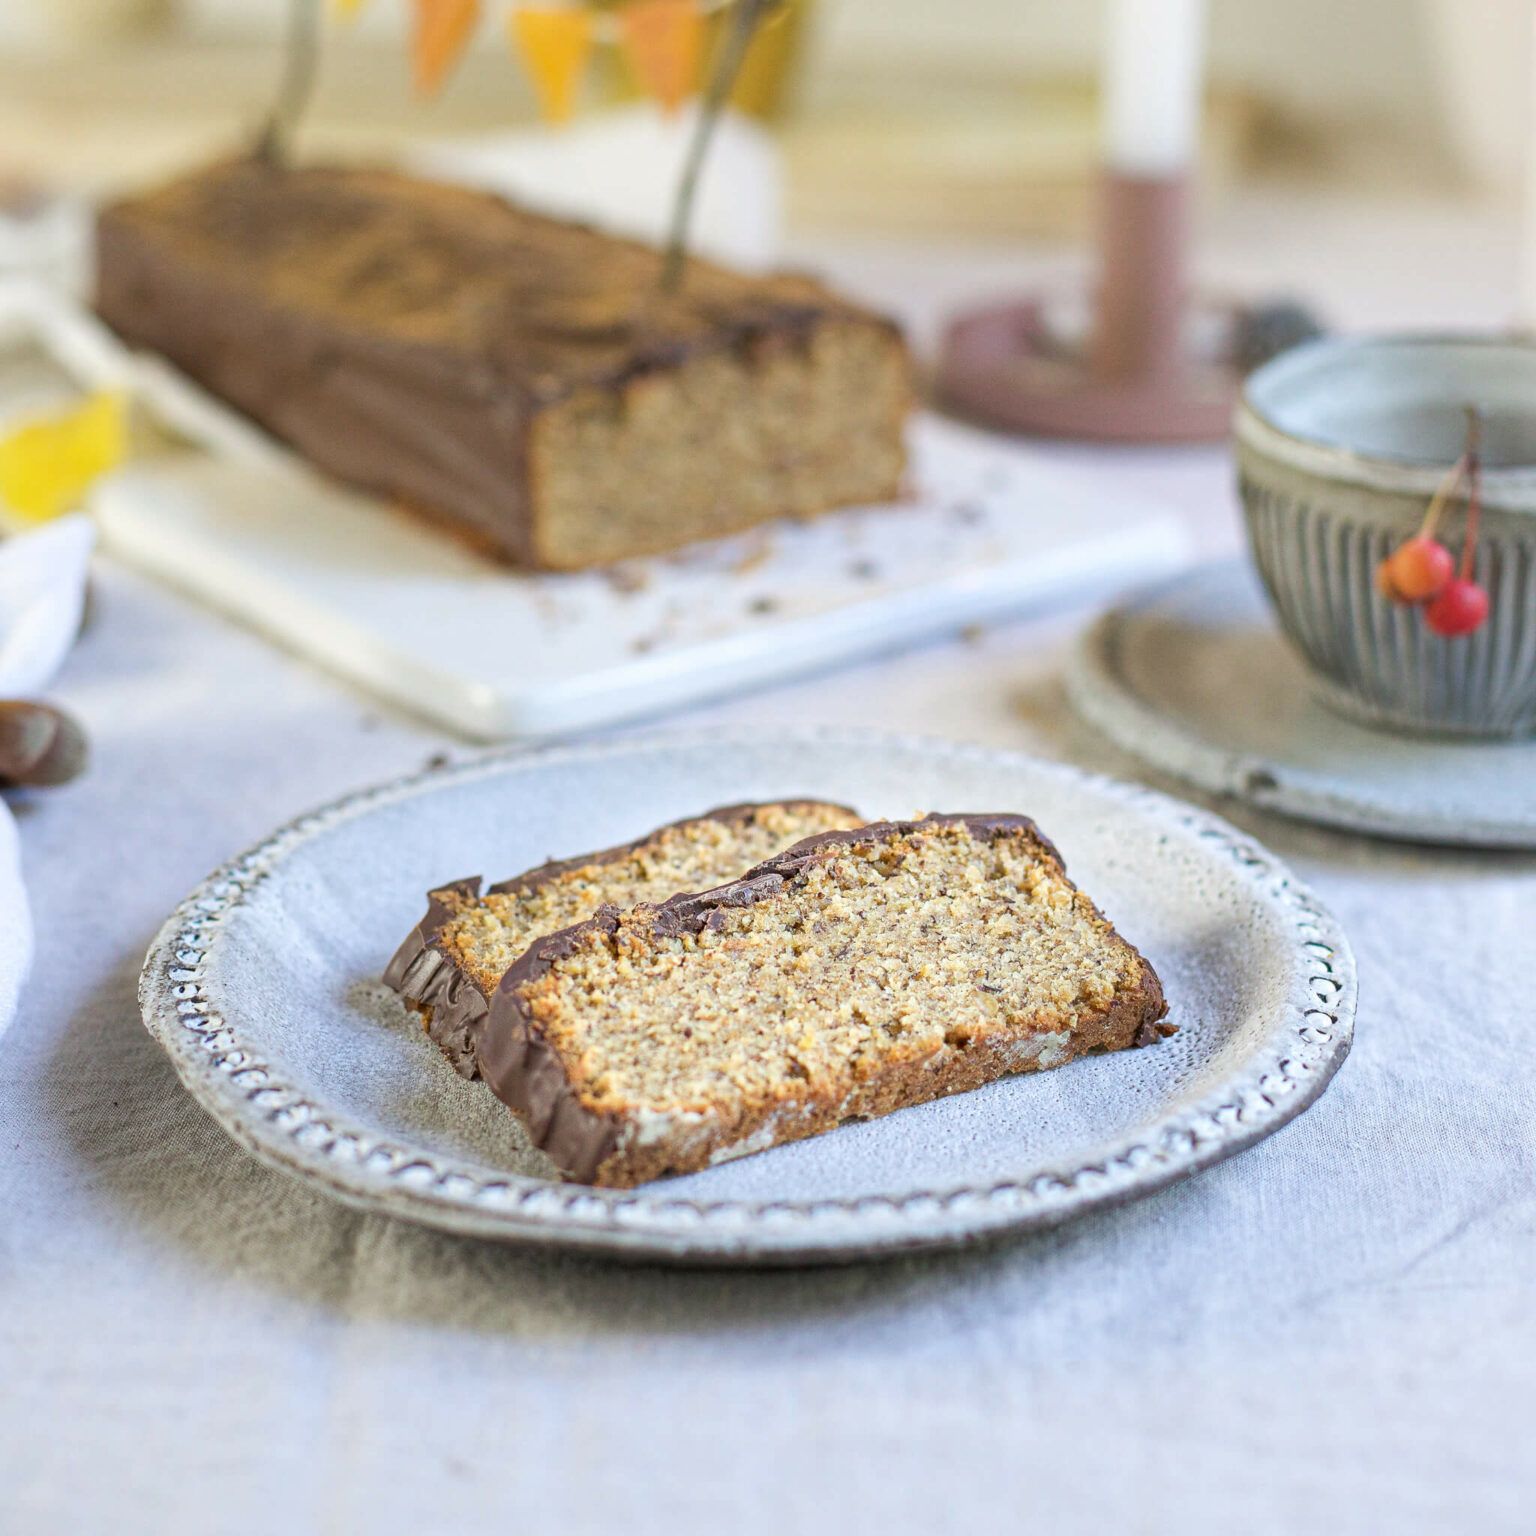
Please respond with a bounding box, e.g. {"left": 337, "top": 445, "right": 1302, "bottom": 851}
{"left": 477, "top": 813, "right": 1171, "bottom": 1187}
{"left": 94, "top": 159, "right": 912, "bottom": 569}
{"left": 384, "top": 800, "right": 861, "bottom": 1077}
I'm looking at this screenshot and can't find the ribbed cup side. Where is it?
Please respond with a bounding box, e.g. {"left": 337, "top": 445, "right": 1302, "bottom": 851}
{"left": 1239, "top": 468, "right": 1536, "bottom": 738}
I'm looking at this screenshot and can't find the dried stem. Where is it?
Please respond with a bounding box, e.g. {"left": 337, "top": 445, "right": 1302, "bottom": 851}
{"left": 660, "top": 0, "right": 777, "bottom": 293}
{"left": 1417, "top": 453, "right": 1468, "bottom": 541}
{"left": 255, "top": 0, "right": 323, "bottom": 166}
{"left": 1460, "top": 405, "right": 1484, "bottom": 581}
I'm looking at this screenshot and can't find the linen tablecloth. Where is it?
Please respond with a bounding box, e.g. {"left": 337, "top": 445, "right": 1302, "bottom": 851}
{"left": 3, "top": 224, "right": 1532, "bottom": 1534}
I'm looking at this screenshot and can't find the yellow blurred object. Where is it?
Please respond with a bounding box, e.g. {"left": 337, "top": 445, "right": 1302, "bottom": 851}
{"left": 0, "top": 393, "right": 128, "bottom": 527}
{"left": 509, "top": 7, "right": 595, "bottom": 122}
{"left": 705, "top": 0, "right": 804, "bottom": 118}
{"left": 618, "top": 0, "right": 703, "bottom": 116}
{"left": 592, "top": 0, "right": 806, "bottom": 120}
{"left": 412, "top": 0, "right": 482, "bottom": 98}
{"left": 332, "top": 0, "right": 371, "bottom": 18}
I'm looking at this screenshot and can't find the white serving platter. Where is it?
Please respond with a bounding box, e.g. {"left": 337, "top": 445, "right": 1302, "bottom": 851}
{"left": 2, "top": 280, "right": 1189, "bottom": 740}
{"left": 137, "top": 729, "right": 1355, "bottom": 1265}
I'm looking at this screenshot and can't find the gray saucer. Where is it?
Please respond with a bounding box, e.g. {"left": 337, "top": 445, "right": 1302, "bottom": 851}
{"left": 1068, "top": 561, "right": 1536, "bottom": 848}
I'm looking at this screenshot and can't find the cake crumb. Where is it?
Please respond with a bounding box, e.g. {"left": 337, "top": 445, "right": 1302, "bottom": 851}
{"left": 732, "top": 536, "right": 777, "bottom": 575}
{"left": 604, "top": 564, "right": 651, "bottom": 595}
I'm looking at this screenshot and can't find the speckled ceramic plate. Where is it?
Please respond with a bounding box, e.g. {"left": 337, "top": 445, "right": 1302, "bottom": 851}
{"left": 138, "top": 730, "right": 1354, "bottom": 1265}
{"left": 1068, "top": 562, "right": 1536, "bottom": 848}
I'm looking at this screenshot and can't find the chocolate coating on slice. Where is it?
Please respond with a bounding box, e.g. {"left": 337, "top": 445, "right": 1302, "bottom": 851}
{"left": 382, "top": 877, "right": 488, "bottom": 1078}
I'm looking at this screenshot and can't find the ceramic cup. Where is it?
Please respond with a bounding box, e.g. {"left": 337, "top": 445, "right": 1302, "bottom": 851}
{"left": 1235, "top": 334, "right": 1536, "bottom": 739}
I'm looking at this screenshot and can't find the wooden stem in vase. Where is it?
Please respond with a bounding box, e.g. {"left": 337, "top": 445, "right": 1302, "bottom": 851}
{"left": 255, "top": 0, "right": 323, "bottom": 166}
{"left": 660, "top": 0, "right": 775, "bottom": 294}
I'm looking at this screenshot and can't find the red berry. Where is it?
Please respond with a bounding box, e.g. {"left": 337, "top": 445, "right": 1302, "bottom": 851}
{"left": 1385, "top": 536, "right": 1455, "bottom": 600}
{"left": 1425, "top": 578, "right": 1489, "bottom": 636}
{"left": 1375, "top": 557, "right": 1406, "bottom": 601}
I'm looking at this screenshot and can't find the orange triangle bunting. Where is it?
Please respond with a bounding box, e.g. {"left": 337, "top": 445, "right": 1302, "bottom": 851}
{"left": 412, "top": 0, "right": 481, "bottom": 98}
{"left": 509, "top": 7, "right": 594, "bottom": 124}
{"left": 619, "top": 0, "right": 702, "bottom": 116}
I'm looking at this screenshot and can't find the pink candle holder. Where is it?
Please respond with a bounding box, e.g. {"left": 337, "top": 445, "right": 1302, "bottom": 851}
{"left": 937, "top": 169, "right": 1249, "bottom": 443}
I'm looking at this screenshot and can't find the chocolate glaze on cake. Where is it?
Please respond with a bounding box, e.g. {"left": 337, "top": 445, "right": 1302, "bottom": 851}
{"left": 383, "top": 877, "right": 491, "bottom": 1079}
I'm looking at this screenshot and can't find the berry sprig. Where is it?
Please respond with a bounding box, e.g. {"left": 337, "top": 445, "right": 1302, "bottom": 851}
{"left": 1375, "top": 407, "right": 1490, "bottom": 637}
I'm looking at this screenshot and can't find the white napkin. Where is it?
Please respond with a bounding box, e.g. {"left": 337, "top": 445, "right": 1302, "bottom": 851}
{"left": 0, "top": 513, "right": 93, "bottom": 1041}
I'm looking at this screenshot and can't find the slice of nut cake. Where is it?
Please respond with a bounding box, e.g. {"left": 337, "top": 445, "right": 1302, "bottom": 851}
{"left": 477, "top": 813, "right": 1171, "bottom": 1187}
{"left": 384, "top": 801, "right": 861, "bottom": 1077}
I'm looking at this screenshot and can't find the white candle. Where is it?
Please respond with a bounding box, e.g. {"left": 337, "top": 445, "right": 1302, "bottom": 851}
{"left": 1102, "top": 0, "right": 1208, "bottom": 178}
